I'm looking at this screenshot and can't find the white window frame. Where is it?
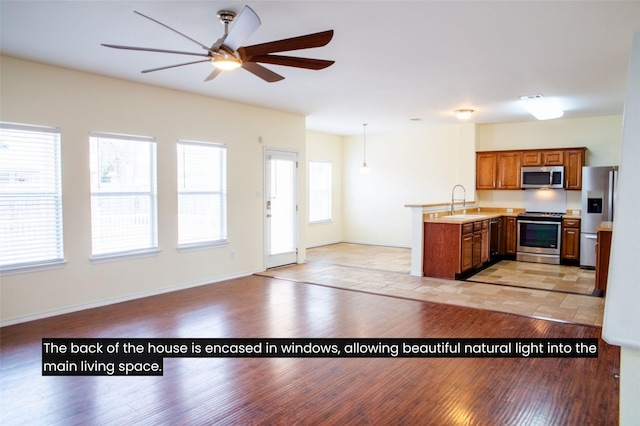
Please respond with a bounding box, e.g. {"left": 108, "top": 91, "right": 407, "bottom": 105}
{"left": 0, "top": 122, "right": 65, "bottom": 273}
{"left": 308, "top": 160, "right": 332, "bottom": 223}
{"left": 177, "top": 140, "right": 227, "bottom": 250}
{"left": 89, "top": 132, "right": 158, "bottom": 261}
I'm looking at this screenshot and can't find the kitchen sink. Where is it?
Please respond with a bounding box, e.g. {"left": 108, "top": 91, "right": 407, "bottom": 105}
{"left": 440, "top": 214, "right": 486, "bottom": 219}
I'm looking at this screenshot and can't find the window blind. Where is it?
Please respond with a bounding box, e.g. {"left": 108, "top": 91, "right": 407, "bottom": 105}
{"left": 89, "top": 133, "right": 157, "bottom": 257}
{"left": 309, "top": 161, "right": 332, "bottom": 222}
{"left": 177, "top": 140, "right": 227, "bottom": 247}
{"left": 0, "top": 123, "right": 64, "bottom": 270}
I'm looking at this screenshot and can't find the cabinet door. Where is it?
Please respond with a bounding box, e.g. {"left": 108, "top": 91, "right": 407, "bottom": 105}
{"left": 521, "top": 151, "right": 542, "bottom": 166}
{"left": 564, "top": 149, "right": 585, "bottom": 190}
{"left": 461, "top": 233, "right": 474, "bottom": 273}
{"left": 542, "top": 150, "right": 564, "bottom": 166}
{"left": 561, "top": 228, "right": 580, "bottom": 260}
{"left": 497, "top": 152, "right": 521, "bottom": 189}
{"left": 476, "top": 153, "right": 497, "bottom": 189}
{"left": 472, "top": 232, "right": 482, "bottom": 269}
{"left": 505, "top": 217, "right": 517, "bottom": 255}
{"left": 481, "top": 228, "right": 489, "bottom": 263}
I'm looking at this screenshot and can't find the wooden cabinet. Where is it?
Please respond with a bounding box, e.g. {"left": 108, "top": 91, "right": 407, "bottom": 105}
{"left": 564, "top": 149, "right": 586, "bottom": 190}
{"left": 504, "top": 216, "right": 517, "bottom": 256}
{"left": 476, "top": 147, "right": 585, "bottom": 190}
{"left": 480, "top": 220, "right": 489, "bottom": 264}
{"left": 561, "top": 218, "right": 580, "bottom": 263}
{"left": 461, "top": 224, "right": 474, "bottom": 274}
{"left": 595, "top": 229, "right": 612, "bottom": 295}
{"left": 497, "top": 152, "right": 521, "bottom": 189}
{"left": 521, "top": 151, "right": 542, "bottom": 166}
{"left": 521, "top": 150, "right": 564, "bottom": 166}
{"left": 543, "top": 150, "right": 564, "bottom": 166}
{"left": 424, "top": 220, "right": 490, "bottom": 279}
{"left": 476, "top": 153, "right": 497, "bottom": 190}
{"left": 476, "top": 151, "right": 521, "bottom": 190}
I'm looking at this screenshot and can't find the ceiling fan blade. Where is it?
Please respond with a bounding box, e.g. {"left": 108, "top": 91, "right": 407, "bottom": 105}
{"left": 242, "top": 62, "right": 284, "bottom": 83}
{"left": 223, "top": 5, "right": 261, "bottom": 51}
{"left": 142, "top": 59, "right": 211, "bottom": 74}
{"left": 204, "top": 68, "right": 222, "bottom": 82}
{"left": 134, "top": 10, "right": 209, "bottom": 51}
{"left": 238, "top": 30, "right": 334, "bottom": 57}
{"left": 102, "top": 44, "right": 210, "bottom": 58}
{"left": 248, "top": 54, "right": 334, "bottom": 70}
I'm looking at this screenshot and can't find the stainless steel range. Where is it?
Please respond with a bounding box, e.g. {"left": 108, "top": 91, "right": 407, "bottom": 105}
{"left": 516, "top": 212, "right": 563, "bottom": 265}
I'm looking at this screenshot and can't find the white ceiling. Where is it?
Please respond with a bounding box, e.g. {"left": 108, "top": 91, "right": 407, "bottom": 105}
{"left": 1, "top": 1, "right": 639, "bottom": 135}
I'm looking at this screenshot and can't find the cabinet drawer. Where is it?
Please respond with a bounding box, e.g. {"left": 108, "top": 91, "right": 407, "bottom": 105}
{"left": 563, "top": 219, "right": 580, "bottom": 228}
{"left": 473, "top": 221, "right": 482, "bottom": 232}
{"left": 462, "top": 223, "right": 474, "bottom": 234}
{"left": 481, "top": 220, "right": 489, "bottom": 229}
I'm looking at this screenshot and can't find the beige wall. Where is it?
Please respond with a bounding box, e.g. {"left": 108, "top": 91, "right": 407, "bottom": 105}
{"left": 305, "top": 130, "right": 343, "bottom": 248}
{"left": 342, "top": 124, "right": 476, "bottom": 247}
{"left": 0, "top": 56, "right": 307, "bottom": 324}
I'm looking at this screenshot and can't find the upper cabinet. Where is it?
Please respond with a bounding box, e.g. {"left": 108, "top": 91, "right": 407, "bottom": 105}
{"left": 564, "top": 149, "right": 586, "bottom": 190}
{"left": 521, "top": 150, "right": 564, "bottom": 166}
{"left": 476, "top": 153, "right": 498, "bottom": 189}
{"left": 476, "top": 151, "right": 521, "bottom": 190}
{"left": 497, "top": 152, "right": 521, "bottom": 189}
{"left": 476, "top": 147, "right": 586, "bottom": 190}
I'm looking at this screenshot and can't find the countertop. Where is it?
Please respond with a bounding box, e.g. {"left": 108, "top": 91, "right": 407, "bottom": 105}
{"left": 424, "top": 212, "right": 506, "bottom": 224}
{"left": 597, "top": 221, "right": 614, "bottom": 232}
{"left": 424, "top": 211, "right": 581, "bottom": 224}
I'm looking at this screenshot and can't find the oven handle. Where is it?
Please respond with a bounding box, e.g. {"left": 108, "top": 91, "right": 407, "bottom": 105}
{"left": 517, "top": 220, "right": 561, "bottom": 226}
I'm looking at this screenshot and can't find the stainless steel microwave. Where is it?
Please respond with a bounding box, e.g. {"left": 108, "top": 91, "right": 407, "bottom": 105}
{"left": 521, "top": 166, "right": 564, "bottom": 189}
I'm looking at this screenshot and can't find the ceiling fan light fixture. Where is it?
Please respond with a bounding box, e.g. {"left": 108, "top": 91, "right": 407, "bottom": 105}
{"left": 454, "top": 109, "right": 474, "bottom": 120}
{"left": 212, "top": 57, "right": 242, "bottom": 70}
{"left": 519, "top": 95, "right": 564, "bottom": 120}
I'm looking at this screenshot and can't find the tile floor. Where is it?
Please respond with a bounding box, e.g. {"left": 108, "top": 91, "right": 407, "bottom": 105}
{"left": 466, "top": 260, "right": 597, "bottom": 296}
{"left": 258, "top": 243, "right": 604, "bottom": 327}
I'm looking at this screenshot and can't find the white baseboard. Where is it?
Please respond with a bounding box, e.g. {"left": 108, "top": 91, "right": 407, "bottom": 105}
{"left": 0, "top": 268, "right": 263, "bottom": 327}
{"left": 340, "top": 239, "right": 411, "bottom": 249}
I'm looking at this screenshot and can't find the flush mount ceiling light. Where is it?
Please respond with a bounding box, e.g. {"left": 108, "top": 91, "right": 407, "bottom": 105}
{"left": 519, "top": 95, "right": 564, "bottom": 120}
{"left": 360, "top": 123, "right": 371, "bottom": 174}
{"left": 454, "top": 109, "right": 474, "bottom": 120}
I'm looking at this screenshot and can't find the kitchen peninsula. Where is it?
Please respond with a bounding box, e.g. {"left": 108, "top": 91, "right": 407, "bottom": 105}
{"left": 406, "top": 204, "right": 523, "bottom": 278}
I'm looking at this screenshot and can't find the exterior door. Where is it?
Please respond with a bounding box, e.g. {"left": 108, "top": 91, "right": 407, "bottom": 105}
{"left": 265, "top": 149, "right": 298, "bottom": 268}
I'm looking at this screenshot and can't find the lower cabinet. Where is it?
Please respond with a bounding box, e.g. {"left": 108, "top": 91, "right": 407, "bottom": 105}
{"left": 424, "top": 220, "right": 490, "bottom": 279}
{"left": 561, "top": 218, "right": 580, "bottom": 263}
{"left": 503, "top": 216, "right": 517, "bottom": 256}
{"left": 595, "top": 229, "right": 613, "bottom": 294}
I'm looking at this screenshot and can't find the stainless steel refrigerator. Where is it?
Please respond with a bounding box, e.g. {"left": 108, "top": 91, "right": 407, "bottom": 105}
{"left": 580, "top": 166, "right": 618, "bottom": 268}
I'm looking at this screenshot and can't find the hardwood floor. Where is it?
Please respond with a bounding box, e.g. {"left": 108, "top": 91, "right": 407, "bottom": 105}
{"left": 1, "top": 275, "right": 619, "bottom": 425}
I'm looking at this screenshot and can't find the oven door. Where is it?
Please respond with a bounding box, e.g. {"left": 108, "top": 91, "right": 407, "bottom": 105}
{"left": 516, "top": 220, "right": 561, "bottom": 255}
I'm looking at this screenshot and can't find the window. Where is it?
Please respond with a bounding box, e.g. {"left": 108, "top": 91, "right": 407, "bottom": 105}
{"left": 0, "top": 123, "right": 64, "bottom": 271}
{"left": 89, "top": 133, "right": 157, "bottom": 258}
{"left": 309, "top": 161, "right": 332, "bottom": 223}
{"left": 177, "top": 141, "right": 227, "bottom": 247}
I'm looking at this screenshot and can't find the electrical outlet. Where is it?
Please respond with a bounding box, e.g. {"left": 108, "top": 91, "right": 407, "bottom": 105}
{"left": 572, "top": 210, "right": 580, "bottom": 215}
{"left": 506, "top": 208, "right": 513, "bottom": 213}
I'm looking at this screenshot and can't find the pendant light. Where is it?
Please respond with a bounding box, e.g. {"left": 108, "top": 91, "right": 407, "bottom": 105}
{"left": 360, "top": 123, "right": 371, "bottom": 173}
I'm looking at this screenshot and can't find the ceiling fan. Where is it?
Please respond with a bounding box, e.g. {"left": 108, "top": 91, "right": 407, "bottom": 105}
{"left": 101, "top": 5, "right": 334, "bottom": 83}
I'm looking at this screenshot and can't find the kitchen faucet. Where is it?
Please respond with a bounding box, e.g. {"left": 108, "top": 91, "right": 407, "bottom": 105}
{"left": 451, "top": 184, "right": 466, "bottom": 215}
